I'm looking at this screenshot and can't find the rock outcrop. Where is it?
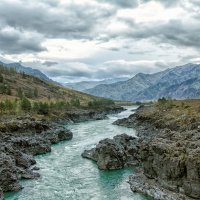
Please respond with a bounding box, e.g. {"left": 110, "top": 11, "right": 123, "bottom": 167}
{"left": 0, "top": 187, "right": 4, "bottom": 200}
{"left": 82, "top": 134, "right": 139, "bottom": 170}
{"left": 0, "top": 119, "right": 73, "bottom": 198}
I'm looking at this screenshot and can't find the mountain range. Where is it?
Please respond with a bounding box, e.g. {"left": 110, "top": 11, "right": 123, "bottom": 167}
{"left": 64, "top": 78, "right": 128, "bottom": 91}
{"left": 85, "top": 63, "right": 200, "bottom": 101}
{"left": 1, "top": 60, "right": 200, "bottom": 102}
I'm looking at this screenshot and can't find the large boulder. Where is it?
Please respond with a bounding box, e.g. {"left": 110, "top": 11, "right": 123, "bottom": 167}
{"left": 45, "top": 128, "right": 73, "bottom": 144}
{"left": 11, "top": 137, "right": 51, "bottom": 156}
{"left": 82, "top": 134, "right": 139, "bottom": 170}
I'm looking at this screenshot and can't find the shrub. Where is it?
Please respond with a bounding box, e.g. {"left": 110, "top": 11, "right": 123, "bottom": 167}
{"left": 0, "top": 84, "right": 12, "bottom": 95}
{"left": 70, "top": 99, "right": 80, "bottom": 107}
{"left": 38, "top": 102, "right": 49, "bottom": 115}
{"left": 158, "top": 97, "right": 167, "bottom": 104}
{"left": 0, "top": 102, "right": 5, "bottom": 113}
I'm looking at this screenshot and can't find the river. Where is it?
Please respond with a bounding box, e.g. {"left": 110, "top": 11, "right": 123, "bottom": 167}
{"left": 5, "top": 106, "right": 150, "bottom": 200}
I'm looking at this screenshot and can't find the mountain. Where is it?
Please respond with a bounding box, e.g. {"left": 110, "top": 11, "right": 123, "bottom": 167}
{"left": 65, "top": 78, "right": 128, "bottom": 91}
{"left": 0, "top": 63, "right": 99, "bottom": 104}
{"left": 85, "top": 63, "right": 200, "bottom": 101}
{"left": 0, "top": 61, "right": 55, "bottom": 84}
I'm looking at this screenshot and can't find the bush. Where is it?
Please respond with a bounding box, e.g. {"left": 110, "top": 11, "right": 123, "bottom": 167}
{"left": 38, "top": 102, "right": 49, "bottom": 115}
{"left": 70, "top": 99, "right": 80, "bottom": 107}
{"left": 136, "top": 101, "right": 142, "bottom": 105}
{"left": 0, "top": 102, "right": 5, "bottom": 112}
{"left": 25, "top": 90, "right": 34, "bottom": 98}
{"left": 4, "top": 99, "right": 14, "bottom": 111}
{"left": 0, "top": 84, "right": 12, "bottom": 95}
{"left": 158, "top": 97, "right": 167, "bottom": 104}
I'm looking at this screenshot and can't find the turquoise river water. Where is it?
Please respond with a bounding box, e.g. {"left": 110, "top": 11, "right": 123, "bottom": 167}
{"left": 5, "top": 106, "right": 150, "bottom": 200}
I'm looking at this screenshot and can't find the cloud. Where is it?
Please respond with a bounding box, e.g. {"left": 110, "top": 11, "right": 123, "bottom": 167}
{"left": 0, "top": 0, "right": 115, "bottom": 39}
{"left": 37, "top": 61, "right": 95, "bottom": 79}
{"left": 42, "top": 61, "right": 58, "bottom": 67}
{"left": 0, "top": 27, "right": 46, "bottom": 54}
{"left": 26, "top": 59, "right": 169, "bottom": 82}
{"left": 0, "top": 0, "right": 117, "bottom": 55}
{"left": 99, "top": 60, "right": 168, "bottom": 77}
{"left": 124, "top": 20, "right": 200, "bottom": 50}
{"left": 97, "top": 0, "right": 138, "bottom": 8}
{"left": 141, "top": 0, "right": 181, "bottom": 7}
{"left": 0, "top": 0, "right": 200, "bottom": 83}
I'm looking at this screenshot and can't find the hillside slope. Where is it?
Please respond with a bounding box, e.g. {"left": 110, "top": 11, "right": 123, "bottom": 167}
{"left": 85, "top": 63, "right": 200, "bottom": 101}
{"left": 0, "top": 64, "right": 100, "bottom": 105}
{"left": 0, "top": 61, "right": 56, "bottom": 84}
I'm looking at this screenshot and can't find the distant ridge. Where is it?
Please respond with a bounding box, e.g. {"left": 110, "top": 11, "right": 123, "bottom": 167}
{"left": 65, "top": 77, "right": 128, "bottom": 91}
{"left": 85, "top": 63, "right": 200, "bottom": 101}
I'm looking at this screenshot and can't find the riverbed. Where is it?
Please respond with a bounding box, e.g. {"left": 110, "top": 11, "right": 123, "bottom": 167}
{"left": 5, "top": 106, "right": 150, "bottom": 200}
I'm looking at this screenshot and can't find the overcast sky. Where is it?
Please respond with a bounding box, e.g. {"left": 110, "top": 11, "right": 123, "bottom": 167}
{"left": 0, "top": 0, "right": 200, "bottom": 83}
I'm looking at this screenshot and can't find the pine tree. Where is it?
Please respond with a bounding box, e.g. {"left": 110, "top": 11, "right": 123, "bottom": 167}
{"left": 0, "top": 74, "right": 3, "bottom": 83}
{"left": 0, "top": 102, "right": 5, "bottom": 113}
{"left": 34, "top": 87, "right": 38, "bottom": 98}
{"left": 6, "top": 85, "right": 12, "bottom": 95}
{"left": 17, "top": 88, "right": 23, "bottom": 99}
{"left": 21, "top": 97, "right": 31, "bottom": 111}
{"left": 33, "top": 102, "right": 39, "bottom": 111}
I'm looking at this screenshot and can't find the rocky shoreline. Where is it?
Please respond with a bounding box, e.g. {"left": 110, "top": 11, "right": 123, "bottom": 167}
{"left": 83, "top": 105, "right": 200, "bottom": 200}
{"left": 0, "top": 106, "right": 124, "bottom": 200}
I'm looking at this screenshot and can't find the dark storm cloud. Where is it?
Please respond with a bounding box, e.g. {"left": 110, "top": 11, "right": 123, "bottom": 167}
{"left": 0, "top": 0, "right": 114, "bottom": 39}
{"left": 0, "top": 0, "right": 198, "bottom": 55}
{"left": 117, "top": 19, "right": 200, "bottom": 50}
{"left": 0, "top": 0, "right": 115, "bottom": 54}
{"left": 0, "top": 28, "right": 46, "bottom": 54}
{"left": 97, "top": 0, "right": 138, "bottom": 8}
{"left": 46, "top": 67, "right": 92, "bottom": 78}
{"left": 42, "top": 61, "right": 58, "bottom": 67}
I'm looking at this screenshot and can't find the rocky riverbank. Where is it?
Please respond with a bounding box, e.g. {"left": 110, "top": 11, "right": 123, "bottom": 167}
{"left": 0, "top": 120, "right": 73, "bottom": 200}
{"left": 83, "top": 101, "right": 200, "bottom": 200}
{"left": 116, "top": 103, "right": 200, "bottom": 199}
{"left": 56, "top": 105, "right": 125, "bottom": 123}
{"left": 0, "top": 105, "right": 124, "bottom": 200}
